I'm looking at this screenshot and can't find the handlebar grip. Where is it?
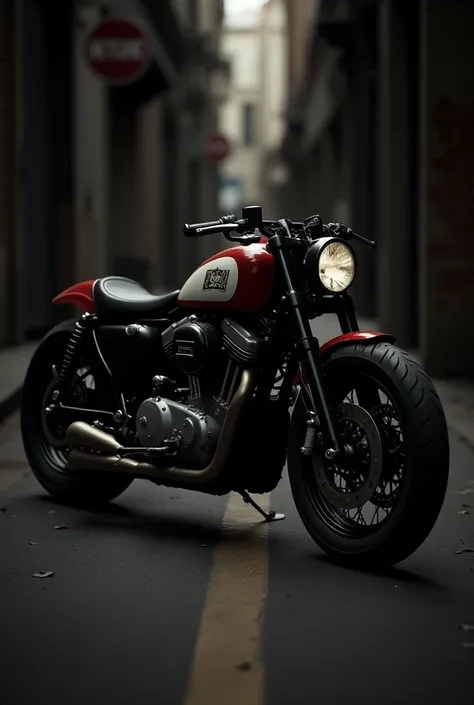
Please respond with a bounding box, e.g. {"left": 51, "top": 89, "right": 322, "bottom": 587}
{"left": 183, "top": 219, "right": 223, "bottom": 237}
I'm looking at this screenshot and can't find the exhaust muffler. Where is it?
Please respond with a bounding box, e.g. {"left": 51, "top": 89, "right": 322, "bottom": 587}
{"left": 66, "top": 369, "right": 256, "bottom": 485}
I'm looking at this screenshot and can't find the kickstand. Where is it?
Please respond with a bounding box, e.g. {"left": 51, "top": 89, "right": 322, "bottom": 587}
{"left": 239, "top": 491, "right": 286, "bottom": 522}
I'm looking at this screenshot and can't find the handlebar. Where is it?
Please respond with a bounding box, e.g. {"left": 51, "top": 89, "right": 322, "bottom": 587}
{"left": 182, "top": 206, "right": 376, "bottom": 249}
{"left": 183, "top": 214, "right": 237, "bottom": 237}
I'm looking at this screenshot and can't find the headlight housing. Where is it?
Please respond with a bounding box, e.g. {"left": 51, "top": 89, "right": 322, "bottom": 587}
{"left": 303, "top": 237, "right": 356, "bottom": 294}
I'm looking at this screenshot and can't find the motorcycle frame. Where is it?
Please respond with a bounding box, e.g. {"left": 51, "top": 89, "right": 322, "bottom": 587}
{"left": 51, "top": 235, "right": 393, "bottom": 460}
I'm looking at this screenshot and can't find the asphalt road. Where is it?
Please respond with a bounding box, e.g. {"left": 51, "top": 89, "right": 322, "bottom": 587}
{"left": 1, "top": 410, "right": 473, "bottom": 705}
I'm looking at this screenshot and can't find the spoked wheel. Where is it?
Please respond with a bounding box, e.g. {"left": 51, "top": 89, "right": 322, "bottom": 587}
{"left": 288, "top": 342, "right": 450, "bottom": 569}
{"left": 21, "top": 320, "right": 133, "bottom": 506}
{"left": 311, "top": 385, "right": 405, "bottom": 534}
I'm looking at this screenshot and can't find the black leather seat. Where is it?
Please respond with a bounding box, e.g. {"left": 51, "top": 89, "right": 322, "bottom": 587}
{"left": 93, "top": 277, "right": 179, "bottom": 318}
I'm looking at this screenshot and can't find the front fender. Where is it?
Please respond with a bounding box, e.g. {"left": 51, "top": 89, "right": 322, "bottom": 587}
{"left": 294, "top": 331, "right": 395, "bottom": 385}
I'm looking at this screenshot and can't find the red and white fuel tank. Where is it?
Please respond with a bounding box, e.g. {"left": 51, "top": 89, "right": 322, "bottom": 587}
{"left": 177, "top": 243, "right": 275, "bottom": 313}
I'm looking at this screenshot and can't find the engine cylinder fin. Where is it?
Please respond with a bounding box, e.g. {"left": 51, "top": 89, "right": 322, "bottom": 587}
{"left": 222, "top": 336, "right": 258, "bottom": 364}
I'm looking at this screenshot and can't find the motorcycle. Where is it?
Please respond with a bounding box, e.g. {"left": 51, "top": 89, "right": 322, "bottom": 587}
{"left": 21, "top": 205, "right": 450, "bottom": 568}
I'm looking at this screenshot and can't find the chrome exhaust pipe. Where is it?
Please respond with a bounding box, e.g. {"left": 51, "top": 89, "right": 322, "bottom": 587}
{"left": 66, "top": 369, "right": 256, "bottom": 485}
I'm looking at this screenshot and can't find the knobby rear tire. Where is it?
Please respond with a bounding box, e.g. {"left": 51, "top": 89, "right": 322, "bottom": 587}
{"left": 21, "top": 320, "right": 133, "bottom": 507}
{"left": 287, "top": 342, "right": 450, "bottom": 569}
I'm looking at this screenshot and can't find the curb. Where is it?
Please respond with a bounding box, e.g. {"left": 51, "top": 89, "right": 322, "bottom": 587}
{"left": 0, "top": 385, "right": 22, "bottom": 426}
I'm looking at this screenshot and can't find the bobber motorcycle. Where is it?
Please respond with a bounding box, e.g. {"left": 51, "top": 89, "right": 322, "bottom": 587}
{"left": 21, "top": 205, "right": 450, "bottom": 568}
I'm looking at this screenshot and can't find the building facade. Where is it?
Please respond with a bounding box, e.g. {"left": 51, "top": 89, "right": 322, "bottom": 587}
{"left": 280, "top": 0, "right": 474, "bottom": 377}
{"left": 0, "top": 0, "right": 226, "bottom": 348}
{"left": 218, "top": 0, "right": 287, "bottom": 220}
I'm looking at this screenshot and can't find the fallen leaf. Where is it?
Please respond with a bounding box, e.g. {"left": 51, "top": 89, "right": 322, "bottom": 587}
{"left": 33, "top": 571, "right": 54, "bottom": 579}
{"left": 461, "top": 624, "right": 474, "bottom": 632}
{"left": 235, "top": 662, "right": 252, "bottom": 672}
{"left": 461, "top": 642, "right": 474, "bottom": 649}
{"left": 47, "top": 509, "right": 56, "bottom": 514}
{"left": 454, "top": 548, "right": 474, "bottom": 555}
{"left": 457, "top": 510, "right": 470, "bottom": 515}
{"left": 456, "top": 488, "right": 474, "bottom": 496}
{"left": 29, "top": 541, "right": 40, "bottom": 546}
{"left": 53, "top": 524, "right": 68, "bottom": 530}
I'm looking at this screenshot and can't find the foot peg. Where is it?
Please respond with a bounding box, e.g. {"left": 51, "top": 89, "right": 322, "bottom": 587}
{"left": 239, "top": 491, "right": 285, "bottom": 522}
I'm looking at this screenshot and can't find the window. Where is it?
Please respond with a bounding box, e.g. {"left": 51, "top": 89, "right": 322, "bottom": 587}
{"left": 242, "top": 103, "right": 256, "bottom": 146}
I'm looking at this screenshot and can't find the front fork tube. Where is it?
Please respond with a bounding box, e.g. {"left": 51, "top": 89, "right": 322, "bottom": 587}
{"left": 287, "top": 292, "right": 342, "bottom": 457}
{"left": 267, "top": 237, "right": 343, "bottom": 458}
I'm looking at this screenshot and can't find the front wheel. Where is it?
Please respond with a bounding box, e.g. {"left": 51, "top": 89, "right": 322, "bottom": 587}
{"left": 288, "top": 342, "right": 450, "bottom": 569}
{"left": 21, "top": 320, "right": 133, "bottom": 506}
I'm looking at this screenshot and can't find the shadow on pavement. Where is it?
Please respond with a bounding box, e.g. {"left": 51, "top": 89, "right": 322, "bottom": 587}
{"left": 313, "top": 553, "right": 447, "bottom": 593}
{"left": 16, "top": 491, "right": 272, "bottom": 549}
{"left": 8, "top": 491, "right": 450, "bottom": 596}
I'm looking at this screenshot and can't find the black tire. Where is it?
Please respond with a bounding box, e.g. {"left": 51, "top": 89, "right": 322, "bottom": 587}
{"left": 21, "top": 320, "right": 133, "bottom": 506}
{"left": 288, "top": 342, "right": 450, "bottom": 569}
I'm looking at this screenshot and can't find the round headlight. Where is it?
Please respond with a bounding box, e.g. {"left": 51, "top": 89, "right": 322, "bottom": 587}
{"left": 318, "top": 241, "right": 356, "bottom": 292}
{"left": 303, "top": 237, "right": 356, "bottom": 294}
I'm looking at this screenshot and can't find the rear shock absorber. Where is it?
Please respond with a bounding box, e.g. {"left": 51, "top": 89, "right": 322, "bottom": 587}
{"left": 57, "top": 312, "right": 96, "bottom": 391}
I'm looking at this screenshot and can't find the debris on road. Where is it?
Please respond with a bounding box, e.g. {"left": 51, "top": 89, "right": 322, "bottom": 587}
{"left": 461, "top": 642, "right": 474, "bottom": 649}
{"left": 29, "top": 541, "right": 40, "bottom": 546}
{"left": 33, "top": 571, "right": 54, "bottom": 579}
{"left": 0, "top": 506, "right": 6, "bottom": 512}
{"left": 235, "top": 662, "right": 252, "bottom": 671}
{"left": 461, "top": 624, "right": 474, "bottom": 632}
{"left": 454, "top": 548, "right": 474, "bottom": 555}
{"left": 455, "top": 488, "right": 474, "bottom": 496}
{"left": 47, "top": 509, "right": 56, "bottom": 514}
{"left": 457, "top": 509, "right": 470, "bottom": 515}
{"left": 54, "top": 524, "right": 68, "bottom": 530}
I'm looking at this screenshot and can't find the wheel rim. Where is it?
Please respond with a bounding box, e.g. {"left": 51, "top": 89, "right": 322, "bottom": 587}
{"left": 305, "top": 372, "right": 406, "bottom": 539}
{"left": 38, "top": 364, "right": 107, "bottom": 475}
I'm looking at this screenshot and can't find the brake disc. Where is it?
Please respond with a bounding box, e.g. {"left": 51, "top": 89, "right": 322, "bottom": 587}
{"left": 312, "top": 402, "right": 383, "bottom": 510}
{"left": 369, "top": 403, "right": 404, "bottom": 508}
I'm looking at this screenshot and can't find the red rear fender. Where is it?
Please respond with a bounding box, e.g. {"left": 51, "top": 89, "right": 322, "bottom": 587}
{"left": 52, "top": 280, "right": 97, "bottom": 313}
{"left": 294, "top": 331, "right": 396, "bottom": 385}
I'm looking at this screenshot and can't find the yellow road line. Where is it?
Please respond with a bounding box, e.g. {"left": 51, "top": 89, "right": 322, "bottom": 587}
{"left": 184, "top": 492, "right": 271, "bottom": 705}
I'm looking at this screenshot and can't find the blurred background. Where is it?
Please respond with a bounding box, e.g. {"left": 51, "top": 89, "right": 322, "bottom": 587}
{"left": 0, "top": 0, "right": 473, "bottom": 378}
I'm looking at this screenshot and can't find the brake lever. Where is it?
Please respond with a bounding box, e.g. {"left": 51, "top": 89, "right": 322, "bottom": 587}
{"left": 352, "top": 232, "right": 376, "bottom": 249}
{"left": 326, "top": 222, "right": 376, "bottom": 249}
{"left": 226, "top": 234, "right": 262, "bottom": 244}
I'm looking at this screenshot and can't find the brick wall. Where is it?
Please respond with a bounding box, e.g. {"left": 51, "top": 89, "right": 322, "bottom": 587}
{"left": 0, "top": 0, "right": 17, "bottom": 347}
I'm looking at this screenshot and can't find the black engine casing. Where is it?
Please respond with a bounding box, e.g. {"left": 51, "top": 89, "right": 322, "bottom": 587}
{"left": 172, "top": 321, "right": 220, "bottom": 375}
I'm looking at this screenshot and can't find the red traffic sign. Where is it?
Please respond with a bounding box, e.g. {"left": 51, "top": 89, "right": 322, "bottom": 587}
{"left": 205, "top": 133, "right": 230, "bottom": 163}
{"left": 86, "top": 19, "right": 151, "bottom": 85}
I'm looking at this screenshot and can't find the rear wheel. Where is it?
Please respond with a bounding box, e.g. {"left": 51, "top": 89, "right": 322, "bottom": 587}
{"left": 21, "top": 321, "right": 133, "bottom": 506}
{"left": 288, "top": 342, "right": 450, "bottom": 568}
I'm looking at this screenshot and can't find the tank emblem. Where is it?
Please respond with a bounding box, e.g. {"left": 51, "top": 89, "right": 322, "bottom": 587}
{"left": 202, "top": 267, "right": 230, "bottom": 292}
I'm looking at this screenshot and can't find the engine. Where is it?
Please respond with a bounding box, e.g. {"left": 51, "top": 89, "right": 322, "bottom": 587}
{"left": 134, "top": 315, "right": 264, "bottom": 468}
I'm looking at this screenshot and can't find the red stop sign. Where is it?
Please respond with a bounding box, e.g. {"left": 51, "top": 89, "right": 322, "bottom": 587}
{"left": 86, "top": 19, "right": 151, "bottom": 84}
{"left": 205, "top": 133, "right": 230, "bottom": 163}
